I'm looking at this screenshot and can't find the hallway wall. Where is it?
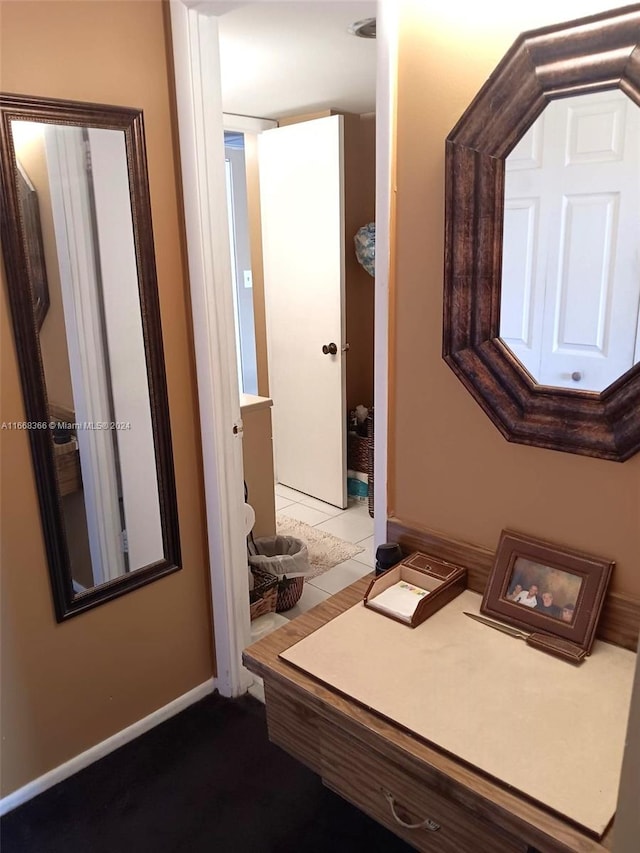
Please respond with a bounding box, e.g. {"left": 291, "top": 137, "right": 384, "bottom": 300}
{"left": 0, "top": 0, "right": 214, "bottom": 796}
{"left": 389, "top": 1, "right": 640, "bottom": 596}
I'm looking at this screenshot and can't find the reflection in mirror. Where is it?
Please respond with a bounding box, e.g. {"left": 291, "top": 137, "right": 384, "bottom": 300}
{"left": 500, "top": 90, "right": 640, "bottom": 392}
{"left": 12, "top": 119, "right": 163, "bottom": 593}
{"left": 1, "top": 95, "right": 180, "bottom": 619}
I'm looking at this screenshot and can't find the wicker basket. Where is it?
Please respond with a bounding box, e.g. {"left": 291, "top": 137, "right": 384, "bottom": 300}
{"left": 249, "top": 568, "right": 278, "bottom": 621}
{"left": 347, "top": 431, "right": 370, "bottom": 473}
{"left": 276, "top": 576, "right": 305, "bottom": 612}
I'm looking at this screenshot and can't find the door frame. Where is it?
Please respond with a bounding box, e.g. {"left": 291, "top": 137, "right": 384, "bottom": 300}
{"left": 169, "top": 0, "right": 393, "bottom": 696}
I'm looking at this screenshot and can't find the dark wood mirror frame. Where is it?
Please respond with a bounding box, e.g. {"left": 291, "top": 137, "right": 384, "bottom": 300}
{"left": 0, "top": 93, "right": 181, "bottom": 620}
{"left": 443, "top": 5, "right": 640, "bottom": 462}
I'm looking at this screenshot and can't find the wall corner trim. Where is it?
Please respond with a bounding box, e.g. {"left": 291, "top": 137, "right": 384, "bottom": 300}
{"left": 0, "top": 680, "right": 215, "bottom": 817}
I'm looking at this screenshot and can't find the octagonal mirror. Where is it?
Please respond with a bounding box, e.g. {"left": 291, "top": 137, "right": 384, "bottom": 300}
{"left": 443, "top": 5, "right": 640, "bottom": 461}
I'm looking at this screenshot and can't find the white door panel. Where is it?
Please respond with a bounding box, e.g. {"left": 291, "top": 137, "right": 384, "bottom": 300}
{"left": 508, "top": 113, "right": 544, "bottom": 171}
{"left": 259, "top": 115, "right": 346, "bottom": 508}
{"left": 45, "top": 125, "right": 125, "bottom": 584}
{"left": 501, "top": 199, "right": 541, "bottom": 353}
{"left": 89, "top": 128, "right": 163, "bottom": 571}
{"left": 551, "top": 193, "right": 615, "bottom": 350}
{"left": 567, "top": 95, "right": 628, "bottom": 165}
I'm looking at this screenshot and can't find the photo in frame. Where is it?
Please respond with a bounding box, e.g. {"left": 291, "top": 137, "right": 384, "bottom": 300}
{"left": 16, "top": 160, "right": 49, "bottom": 331}
{"left": 481, "top": 530, "right": 614, "bottom": 655}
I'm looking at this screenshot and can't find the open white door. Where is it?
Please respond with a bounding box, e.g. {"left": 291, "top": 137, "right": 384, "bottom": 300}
{"left": 258, "top": 115, "right": 347, "bottom": 509}
{"left": 88, "top": 128, "right": 164, "bottom": 571}
{"left": 501, "top": 90, "right": 640, "bottom": 391}
{"left": 45, "top": 125, "right": 125, "bottom": 585}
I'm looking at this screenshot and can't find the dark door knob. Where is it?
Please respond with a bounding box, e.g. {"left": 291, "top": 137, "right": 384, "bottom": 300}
{"left": 322, "top": 342, "right": 338, "bottom": 355}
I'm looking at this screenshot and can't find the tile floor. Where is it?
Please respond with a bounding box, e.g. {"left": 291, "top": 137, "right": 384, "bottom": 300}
{"left": 247, "top": 484, "right": 375, "bottom": 703}
{"left": 274, "top": 482, "right": 375, "bottom": 619}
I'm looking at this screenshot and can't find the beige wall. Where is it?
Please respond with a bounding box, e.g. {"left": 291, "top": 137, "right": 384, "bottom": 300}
{"left": 391, "top": 1, "right": 640, "bottom": 596}
{"left": 344, "top": 113, "right": 376, "bottom": 412}
{"left": 0, "top": 0, "right": 214, "bottom": 796}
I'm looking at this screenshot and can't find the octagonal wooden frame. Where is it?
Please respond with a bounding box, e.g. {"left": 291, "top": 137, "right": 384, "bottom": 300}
{"left": 443, "top": 5, "right": 640, "bottom": 461}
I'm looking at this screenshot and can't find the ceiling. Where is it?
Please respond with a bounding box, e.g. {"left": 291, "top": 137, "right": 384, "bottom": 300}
{"left": 218, "top": 2, "right": 377, "bottom": 120}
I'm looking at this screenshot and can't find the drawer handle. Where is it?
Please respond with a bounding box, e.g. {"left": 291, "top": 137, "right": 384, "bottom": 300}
{"left": 381, "top": 788, "right": 441, "bottom": 832}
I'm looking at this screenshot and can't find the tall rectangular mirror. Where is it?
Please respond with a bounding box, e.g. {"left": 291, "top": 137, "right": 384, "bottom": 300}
{"left": 0, "top": 93, "right": 181, "bottom": 620}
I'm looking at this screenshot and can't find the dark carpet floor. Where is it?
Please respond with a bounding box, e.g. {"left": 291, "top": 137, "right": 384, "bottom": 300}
{"left": 1, "top": 692, "right": 412, "bottom": 853}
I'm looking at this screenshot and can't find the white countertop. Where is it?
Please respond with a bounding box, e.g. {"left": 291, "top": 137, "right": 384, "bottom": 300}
{"left": 240, "top": 394, "right": 273, "bottom": 413}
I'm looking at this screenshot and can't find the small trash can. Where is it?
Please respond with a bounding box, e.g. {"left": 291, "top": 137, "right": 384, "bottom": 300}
{"left": 248, "top": 535, "right": 310, "bottom": 612}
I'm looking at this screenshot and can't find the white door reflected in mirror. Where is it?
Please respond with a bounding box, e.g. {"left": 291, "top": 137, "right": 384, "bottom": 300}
{"left": 11, "top": 119, "right": 164, "bottom": 594}
{"left": 500, "top": 89, "right": 640, "bottom": 392}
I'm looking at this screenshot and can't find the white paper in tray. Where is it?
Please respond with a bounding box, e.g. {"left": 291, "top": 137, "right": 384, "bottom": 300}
{"left": 368, "top": 580, "right": 430, "bottom": 621}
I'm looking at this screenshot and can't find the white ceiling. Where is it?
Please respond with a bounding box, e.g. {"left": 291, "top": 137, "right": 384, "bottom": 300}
{"left": 218, "top": 2, "right": 377, "bottom": 120}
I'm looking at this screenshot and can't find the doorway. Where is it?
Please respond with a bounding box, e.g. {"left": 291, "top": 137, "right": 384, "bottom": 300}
{"left": 224, "top": 131, "right": 259, "bottom": 396}
{"left": 218, "top": 4, "right": 377, "bottom": 511}
{"left": 169, "top": 0, "right": 394, "bottom": 696}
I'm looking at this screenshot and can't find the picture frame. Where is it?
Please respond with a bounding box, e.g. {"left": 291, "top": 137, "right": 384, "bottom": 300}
{"left": 16, "top": 160, "right": 50, "bottom": 331}
{"left": 481, "top": 530, "right": 614, "bottom": 655}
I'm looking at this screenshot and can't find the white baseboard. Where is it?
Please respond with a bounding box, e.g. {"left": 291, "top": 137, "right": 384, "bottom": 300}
{"left": 0, "top": 679, "right": 215, "bottom": 817}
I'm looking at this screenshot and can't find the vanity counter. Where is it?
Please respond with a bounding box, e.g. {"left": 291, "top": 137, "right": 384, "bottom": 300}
{"left": 243, "top": 577, "right": 618, "bottom": 853}
{"left": 240, "top": 393, "right": 274, "bottom": 414}
{"left": 240, "top": 394, "right": 275, "bottom": 538}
